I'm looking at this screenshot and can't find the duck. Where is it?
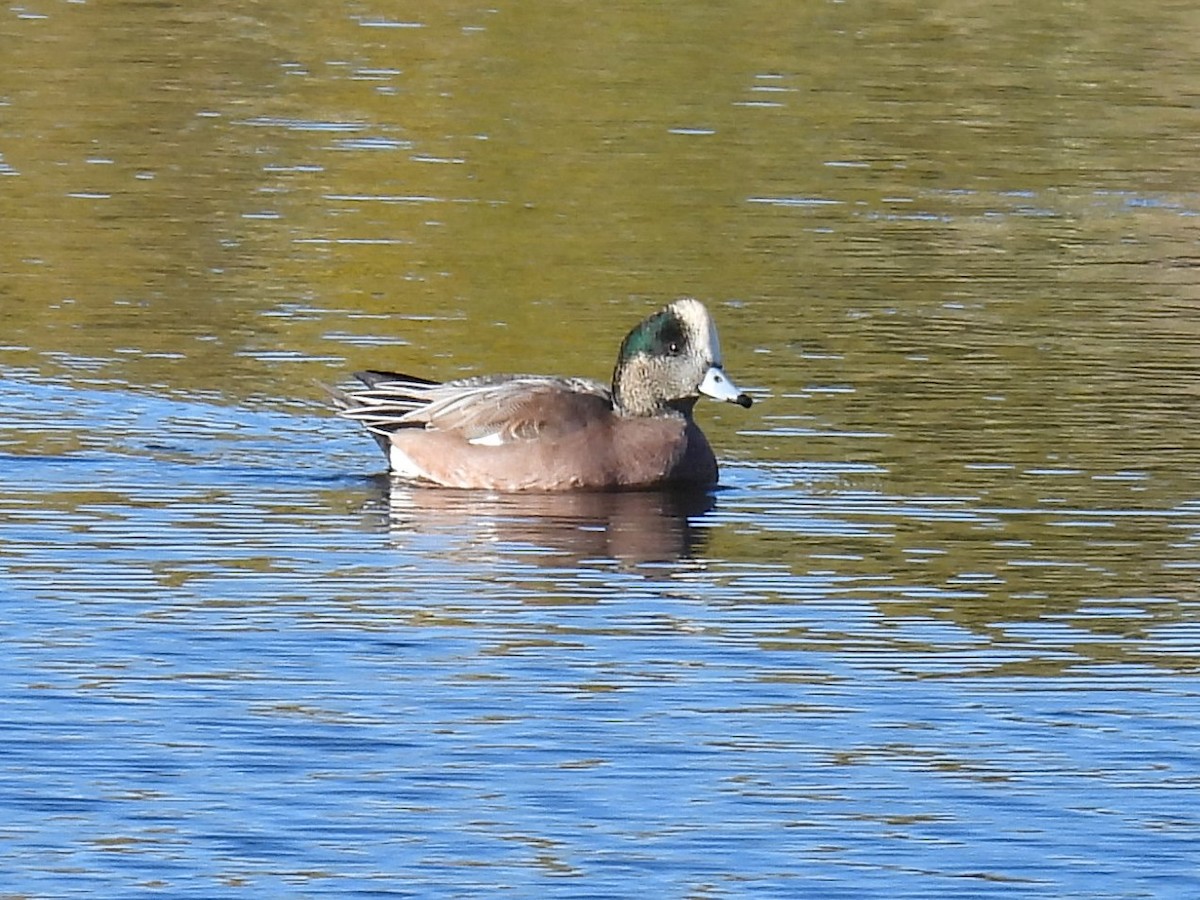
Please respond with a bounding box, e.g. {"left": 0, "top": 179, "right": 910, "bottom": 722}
{"left": 332, "top": 298, "right": 753, "bottom": 491}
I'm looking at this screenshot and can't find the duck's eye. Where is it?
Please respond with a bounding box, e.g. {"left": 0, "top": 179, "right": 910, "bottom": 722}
{"left": 667, "top": 341, "right": 681, "bottom": 354}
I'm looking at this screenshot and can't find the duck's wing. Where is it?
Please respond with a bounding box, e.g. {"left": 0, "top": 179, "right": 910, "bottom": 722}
{"left": 338, "top": 371, "right": 615, "bottom": 446}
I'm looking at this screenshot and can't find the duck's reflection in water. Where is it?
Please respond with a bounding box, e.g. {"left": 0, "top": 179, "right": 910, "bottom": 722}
{"left": 379, "top": 479, "right": 717, "bottom": 565}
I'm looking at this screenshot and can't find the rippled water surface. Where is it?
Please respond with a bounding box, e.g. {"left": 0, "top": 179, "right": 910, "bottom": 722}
{"left": 3, "top": 1, "right": 1200, "bottom": 897}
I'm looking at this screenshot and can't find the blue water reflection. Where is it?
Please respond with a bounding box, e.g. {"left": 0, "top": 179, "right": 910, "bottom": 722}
{"left": 2, "top": 376, "right": 1198, "bottom": 898}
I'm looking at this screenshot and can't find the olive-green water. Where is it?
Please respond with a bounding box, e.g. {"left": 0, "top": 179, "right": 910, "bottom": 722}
{"left": 2, "top": 2, "right": 1199, "bottom": 897}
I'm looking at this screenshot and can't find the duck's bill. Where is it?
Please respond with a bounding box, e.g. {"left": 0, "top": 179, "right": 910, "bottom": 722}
{"left": 699, "top": 365, "right": 754, "bottom": 408}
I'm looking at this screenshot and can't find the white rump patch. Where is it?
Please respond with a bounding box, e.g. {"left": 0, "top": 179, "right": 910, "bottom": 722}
{"left": 389, "top": 445, "right": 427, "bottom": 480}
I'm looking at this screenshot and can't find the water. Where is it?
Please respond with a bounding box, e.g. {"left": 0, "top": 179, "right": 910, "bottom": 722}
{"left": 3, "top": 1, "right": 1200, "bottom": 897}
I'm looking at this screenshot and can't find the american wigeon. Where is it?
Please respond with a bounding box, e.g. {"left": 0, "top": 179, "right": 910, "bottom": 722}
{"left": 333, "top": 298, "right": 753, "bottom": 491}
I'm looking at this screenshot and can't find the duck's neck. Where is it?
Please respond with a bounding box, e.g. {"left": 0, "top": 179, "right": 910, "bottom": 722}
{"left": 611, "top": 358, "right": 652, "bottom": 417}
{"left": 612, "top": 363, "right": 694, "bottom": 418}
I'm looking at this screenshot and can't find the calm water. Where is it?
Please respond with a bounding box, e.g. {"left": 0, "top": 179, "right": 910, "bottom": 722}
{"left": 3, "top": 1, "right": 1200, "bottom": 897}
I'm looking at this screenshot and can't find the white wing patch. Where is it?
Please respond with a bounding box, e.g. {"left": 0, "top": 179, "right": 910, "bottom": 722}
{"left": 467, "top": 432, "right": 507, "bottom": 447}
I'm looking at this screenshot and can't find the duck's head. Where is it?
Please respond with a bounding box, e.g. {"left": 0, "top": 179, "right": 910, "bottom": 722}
{"left": 612, "top": 298, "right": 753, "bottom": 417}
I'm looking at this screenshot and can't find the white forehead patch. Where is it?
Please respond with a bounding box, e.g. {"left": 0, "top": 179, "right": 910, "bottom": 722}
{"left": 671, "top": 298, "right": 722, "bottom": 364}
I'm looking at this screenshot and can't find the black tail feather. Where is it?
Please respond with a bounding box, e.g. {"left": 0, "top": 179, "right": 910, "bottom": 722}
{"left": 353, "top": 370, "right": 440, "bottom": 389}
